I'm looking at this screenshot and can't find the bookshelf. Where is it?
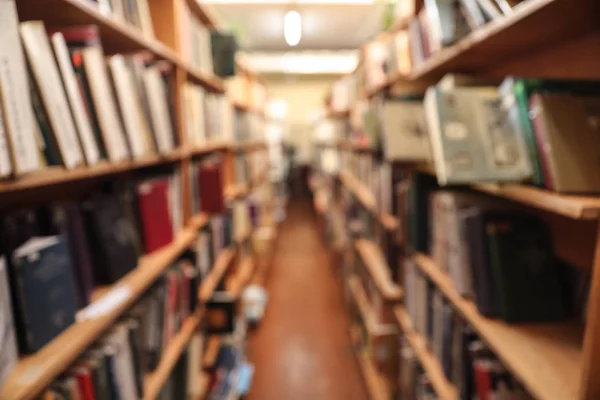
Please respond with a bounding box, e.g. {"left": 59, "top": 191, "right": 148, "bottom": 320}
{"left": 413, "top": 253, "right": 583, "bottom": 400}
{"left": 354, "top": 239, "right": 403, "bottom": 301}
{"left": 348, "top": 275, "right": 397, "bottom": 338}
{"left": 0, "top": 0, "right": 274, "bottom": 397}
{"left": 393, "top": 306, "right": 457, "bottom": 400}
{"left": 0, "top": 214, "right": 206, "bottom": 400}
{"left": 349, "top": 325, "right": 392, "bottom": 400}
{"left": 227, "top": 256, "right": 256, "bottom": 298}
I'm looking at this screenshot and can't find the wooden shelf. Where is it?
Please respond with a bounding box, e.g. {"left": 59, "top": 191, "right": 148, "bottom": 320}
{"left": 473, "top": 183, "right": 600, "bottom": 220}
{"left": 393, "top": 306, "right": 457, "bottom": 400}
{"left": 224, "top": 183, "right": 250, "bottom": 201}
{"left": 413, "top": 252, "right": 584, "bottom": 400}
{"left": 348, "top": 275, "right": 397, "bottom": 337}
{"left": 326, "top": 109, "right": 350, "bottom": 119}
{"left": 227, "top": 256, "right": 255, "bottom": 298}
{"left": 0, "top": 214, "right": 210, "bottom": 400}
{"left": 203, "top": 336, "right": 222, "bottom": 369}
{"left": 144, "top": 310, "right": 203, "bottom": 400}
{"left": 0, "top": 149, "right": 185, "bottom": 195}
{"left": 354, "top": 239, "right": 403, "bottom": 301}
{"left": 417, "top": 167, "right": 600, "bottom": 220}
{"left": 339, "top": 171, "right": 400, "bottom": 231}
{"left": 349, "top": 325, "right": 391, "bottom": 400}
{"left": 230, "top": 141, "right": 268, "bottom": 152}
{"left": 16, "top": 0, "right": 225, "bottom": 93}
{"left": 199, "top": 248, "right": 238, "bottom": 302}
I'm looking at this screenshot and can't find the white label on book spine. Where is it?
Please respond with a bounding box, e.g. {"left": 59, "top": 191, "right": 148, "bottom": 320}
{"left": 0, "top": 2, "right": 41, "bottom": 174}
{"left": 51, "top": 33, "right": 101, "bottom": 166}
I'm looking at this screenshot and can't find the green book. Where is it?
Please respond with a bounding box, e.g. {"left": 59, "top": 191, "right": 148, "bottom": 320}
{"left": 486, "top": 215, "right": 566, "bottom": 323}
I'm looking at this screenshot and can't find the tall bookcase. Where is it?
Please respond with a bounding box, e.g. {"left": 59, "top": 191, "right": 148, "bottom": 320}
{"left": 313, "top": 0, "right": 600, "bottom": 399}
{"left": 0, "top": 1, "right": 277, "bottom": 399}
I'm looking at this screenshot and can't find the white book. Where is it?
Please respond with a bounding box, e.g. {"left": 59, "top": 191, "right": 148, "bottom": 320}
{"left": 106, "top": 325, "right": 138, "bottom": 400}
{"left": 96, "top": 0, "right": 113, "bottom": 14}
{"left": 51, "top": 32, "right": 101, "bottom": 166}
{"left": 381, "top": 100, "right": 432, "bottom": 162}
{"left": 0, "top": 97, "right": 12, "bottom": 177}
{"left": 183, "top": 84, "right": 197, "bottom": 145}
{"left": 82, "top": 47, "right": 130, "bottom": 162}
{"left": 136, "top": 0, "right": 156, "bottom": 38}
{"left": 194, "top": 86, "right": 207, "bottom": 144}
{"left": 0, "top": 257, "right": 17, "bottom": 389}
{"left": 20, "top": 22, "right": 84, "bottom": 170}
{"left": 186, "top": 332, "right": 205, "bottom": 396}
{"left": 142, "top": 67, "right": 174, "bottom": 154}
{"left": 0, "top": 3, "right": 41, "bottom": 175}
{"left": 108, "top": 55, "right": 148, "bottom": 159}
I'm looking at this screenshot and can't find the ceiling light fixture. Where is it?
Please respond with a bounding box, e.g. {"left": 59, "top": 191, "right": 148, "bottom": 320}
{"left": 284, "top": 10, "right": 302, "bottom": 47}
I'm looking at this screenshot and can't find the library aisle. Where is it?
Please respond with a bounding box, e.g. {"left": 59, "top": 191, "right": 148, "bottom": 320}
{"left": 247, "top": 200, "right": 369, "bottom": 400}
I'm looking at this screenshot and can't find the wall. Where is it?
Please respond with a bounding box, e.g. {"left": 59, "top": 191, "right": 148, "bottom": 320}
{"left": 263, "top": 73, "right": 339, "bottom": 164}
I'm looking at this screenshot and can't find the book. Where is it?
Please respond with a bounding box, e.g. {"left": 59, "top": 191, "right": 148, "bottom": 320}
{"left": 82, "top": 193, "right": 139, "bottom": 284}
{"left": 50, "top": 32, "right": 102, "bottom": 166}
{"left": 11, "top": 235, "right": 78, "bottom": 353}
{"left": 475, "top": 0, "right": 502, "bottom": 19}
{"left": 137, "top": 178, "right": 174, "bottom": 253}
{"left": 0, "top": 1, "right": 42, "bottom": 175}
{"left": 199, "top": 159, "right": 225, "bottom": 214}
{"left": 460, "top": 0, "right": 486, "bottom": 29}
{"left": 107, "top": 55, "right": 151, "bottom": 159}
{"left": 424, "top": 85, "right": 532, "bottom": 185}
{"left": 143, "top": 66, "right": 176, "bottom": 154}
{"left": 57, "top": 26, "right": 130, "bottom": 162}
{"left": 528, "top": 93, "right": 600, "bottom": 193}
{"left": 424, "top": 0, "right": 470, "bottom": 50}
{"left": 211, "top": 32, "right": 238, "bottom": 78}
{"left": 486, "top": 214, "right": 566, "bottom": 322}
{"left": 20, "top": 21, "right": 85, "bottom": 170}
{"left": 0, "top": 257, "right": 18, "bottom": 389}
{"left": 380, "top": 100, "right": 432, "bottom": 162}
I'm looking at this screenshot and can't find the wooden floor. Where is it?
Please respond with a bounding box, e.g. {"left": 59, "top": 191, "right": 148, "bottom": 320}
{"left": 247, "top": 200, "right": 369, "bottom": 400}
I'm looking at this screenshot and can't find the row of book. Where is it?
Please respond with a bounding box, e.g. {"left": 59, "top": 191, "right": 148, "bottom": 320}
{"left": 0, "top": 172, "right": 185, "bottom": 360}
{"left": 403, "top": 259, "right": 534, "bottom": 400}
{"left": 88, "top": 0, "right": 155, "bottom": 38}
{"left": 359, "top": 74, "right": 600, "bottom": 193}
{"left": 2, "top": 4, "right": 185, "bottom": 175}
{"left": 430, "top": 190, "right": 590, "bottom": 323}
{"left": 183, "top": 82, "right": 233, "bottom": 147}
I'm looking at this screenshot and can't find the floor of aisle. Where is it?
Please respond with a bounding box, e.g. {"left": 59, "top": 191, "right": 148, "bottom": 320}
{"left": 247, "top": 200, "right": 369, "bottom": 400}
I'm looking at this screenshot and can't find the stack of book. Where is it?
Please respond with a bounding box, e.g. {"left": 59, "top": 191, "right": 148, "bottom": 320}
{"left": 403, "top": 260, "right": 535, "bottom": 399}
{"left": 0, "top": 14, "right": 181, "bottom": 178}
{"left": 409, "top": 0, "right": 524, "bottom": 68}
{"left": 0, "top": 171, "right": 183, "bottom": 374}
{"left": 183, "top": 83, "right": 233, "bottom": 147}
{"left": 89, "top": 0, "right": 155, "bottom": 38}
{"left": 16, "top": 258, "right": 200, "bottom": 399}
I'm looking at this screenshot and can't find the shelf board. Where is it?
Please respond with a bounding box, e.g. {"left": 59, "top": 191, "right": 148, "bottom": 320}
{"left": 348, "top": 275, "right": 397, "bottom": 337}
{"left": 144, "top": 310, "right": 203, "bottom": 400}
{"left": 224, "top": 183, "right": 250, "bottom": 201}
{"left": 0, "top": 215, "right": 209, "bottom": 400}
{"left": 199, "top": 248, "right": 238, "bottom": 302}
{"left": 184, "top": 65, "right": 224, "bottom": 93}
{"left": 354, "top": 239, "right": 403, "bottom": 302}
{"left": 349, "top": 325, "right": 390, "bottom": 400}
{"left": 203, "top": 336, "right": 222, "bottom": 369}
{"left": 326, "top": 109, "right": 350, "bottom": 119}
{"left": 0, "top": 149, "right": 185, "bottom": 195}
{"left": 393, "top": 306, "right": 457, "bottom": 400}
{"left": 227, "top": 256, "right": 255, "bottom": 298}
{"left": 413, "top": 252, "right": 584, "bottom": 400}
{"left": 340, "top": 171, "right": 400, "bottom": 231}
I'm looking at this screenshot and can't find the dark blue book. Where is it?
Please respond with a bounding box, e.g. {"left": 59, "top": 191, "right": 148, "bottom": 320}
{"left": 11, "top": 235, "right": 78, "bottom": 353}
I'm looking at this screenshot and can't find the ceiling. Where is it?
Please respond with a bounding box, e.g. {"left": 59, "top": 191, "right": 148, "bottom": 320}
{"left": 204, "top": 1, "right": 385, "bottom": 52}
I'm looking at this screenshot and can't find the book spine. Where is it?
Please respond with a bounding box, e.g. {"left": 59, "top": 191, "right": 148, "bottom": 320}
{"left": 528, "top": 95, "right": 555, "bottom": 190}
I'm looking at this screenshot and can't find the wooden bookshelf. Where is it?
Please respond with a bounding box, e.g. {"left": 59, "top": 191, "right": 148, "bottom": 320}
{"left": 354, "top": 239, "right": 403, "bottom": 301}
{"left": 0, "top": 215, "right": 209, "bottom": 400}
{"left": 393, "top": 306, "right": 457, "bottom": 400}
{"left": 349, "top": 325, "right": 391, "bottom": 400}
{"left": 203, "top": 336, "right": 222, "bottom": 369}
{"left": 198, "top": 247, "right": 238, "bottom": 302}
{"left": 327, "top": 109, "right": 351, "bottom": 119}
{"left": 339, "top": 171, "right": 400, "bottom": 231}
{"left": 413, "top": 252, "right": 584, "bottom": 400}
{"left": 348, "top": 275, "right": 397, "bottom": 338}
{"left": 144, "top": 310, "right": 204, "bottom": 400}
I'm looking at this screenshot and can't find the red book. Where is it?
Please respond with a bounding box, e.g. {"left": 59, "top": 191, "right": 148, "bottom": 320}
{"left": 198, "top": 161, "right": 225, "bottom": 214}
{"left": 474, "top": 360, "right": 492, "bottom": 400}
{"left": 529, "top": 95, "right": 555, "bottom": 190}
{"left": 137, "top": 178, "right": 174, "bottom": 253}
{"left": 73, "top": 367, "right": 96, "bottom": 400}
